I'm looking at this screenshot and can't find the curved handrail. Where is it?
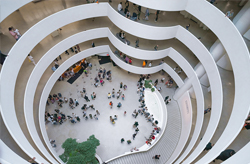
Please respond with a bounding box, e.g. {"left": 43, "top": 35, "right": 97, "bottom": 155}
{"left": 0, "top": 139, "right": 29, "bottom": 164}
{"left": 24, "top": 28, "right": 204, "bottom": 163}
{"left": 1, "top": 3, "right": 220, "bottom": 163}
{"left": 0, "top": 0, "right": 188, "bottom": 23}
{"left": 38, "top": 45, "right": 183, "bottom": 162}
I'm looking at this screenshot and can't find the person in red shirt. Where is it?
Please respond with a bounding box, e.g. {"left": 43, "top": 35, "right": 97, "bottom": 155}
{"left": 129, "top": 58, "right": 132, "bottom": 64}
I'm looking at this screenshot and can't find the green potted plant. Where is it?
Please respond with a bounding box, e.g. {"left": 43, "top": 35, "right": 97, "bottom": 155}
{"left": 151, "top": 88, "right": 155, "bottom": 92}
{"left": 60, "top": 135, "right": 100, "bottom": 164}
{"left": 144, "top": 80, "right": 152, "bottom": 88}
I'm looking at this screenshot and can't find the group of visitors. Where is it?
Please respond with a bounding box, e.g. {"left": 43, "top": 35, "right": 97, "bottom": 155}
{"left": 93, "top": 67, "right": 112, "bottom": 87}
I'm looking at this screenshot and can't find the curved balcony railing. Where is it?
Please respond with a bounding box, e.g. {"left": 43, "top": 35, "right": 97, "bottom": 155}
{"left": 24, "top": 27, "right": 206, "bottom": 163}
{"left": 1, "top": 2, "right": 222, "bottom": 163}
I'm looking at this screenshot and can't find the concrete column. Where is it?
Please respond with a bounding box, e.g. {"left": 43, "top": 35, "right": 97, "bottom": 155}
{"left": 177, "top": 2, "right": 250, "bottom": 98}
{"left": 196, "top": 1, "right": 250, "bottom": 87}
{"left": 174, "top": 77, "right": 193, "bottom": 100}
{"left": 217, "top": 0, "right": 250, "bottom": 70}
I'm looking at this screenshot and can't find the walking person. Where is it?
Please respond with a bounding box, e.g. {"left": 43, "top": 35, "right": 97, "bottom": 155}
{"left": 137, "top": 5, "right": 141, "bottom": 20}
{"left": 28, "top": 54, "right": 36, "bottom": 65}
{"left": 154, "top": 45, "right": 158, "bottom": 51}
{"left": 91, "top": 41, "right": 95, "bottom": 47}
{"left": 166, "top": 99, "right": 171, "bottom": 105}
{"left": 84, "top": 94, "right": 90, "bottom": 102}
{"left": 225, "top": 9, "right": 234, "bottom": 19}
{"left": 155, "top": 10, "right": 160, "bottom": 22}
{"left": 132, "top": 133, "right": 137, "bottom": 140}
{"left": 109, "top": 101, "right": 113, "bottom": 109}
{"left": 144, "top": 8, "right": 149, "bottom": 20}
{"left": 164, "top": 96, "right": 169, "bottom": 101}
{"left": 186, "top": 24, "right": 190, "bottom": 30}
{"left": 135, "top": 38, "right": 139, "bottom": 48}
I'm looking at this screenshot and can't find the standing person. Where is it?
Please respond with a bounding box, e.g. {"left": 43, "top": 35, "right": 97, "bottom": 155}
{"left": 129, "top": 58, "right": 132, "bottom": 64}
{"left": 9, "top": 27, "right": 21, "bottom": 41}
{"left": 124, "top": 111, "right": 127, "bottom": 115}
{"left": 204, "top": 142, "right": 214, "bottom": 151}
{"left": 107, "top": 92, "right": 111, "bottom": 99}
{"left": 164, "top": 96, "right": 169, "bottom": 101}
{"left": 120, "top": 82, "right": 123, "bottom": 88}
{"left": 144, "top": 8, "right": 149, "bottom": 20}
{"left": 135, "top": 38, "right": 139, "bottom": 48}
{"left": 152, "top": 155, "right": 160, "bottom": 159}
{"left": 204, "top": 107, "right": 211, "bottom": 114}
{"left": 84, "top": 95, "right": 90, "bottom": 102}
{"left": 65, "top": 50, "right": 69, "bottom": 55}
{"left": 154, "top": 45, "right": 159, "bottom": 51}
{"left": 123, "top": 85, "right": 127, "bottom": 90}
{"left": 118, "top": 2, "right": 123, "bottom": 11}
{"left": 132, "top": 133, "right": 137, "bottom": 140}
{"left": 93, "top": 92, "right": 96, "bottom": 99}
{"left": 76, "top": 44, "right": 81, "bottom": 52}
{"left": 121, "top": 94, "right": 125, "bottom": 100}
{"left": 142, "top": 60, "right": 146, "bottom": 67}
{"left": 12, "top": 27, "right": 22, "bottom": 38}
{"left": 148, "top": 61, "right": 152, "bottom": 67}
{"left": 166, "top": 99, "right": 171, "bottom": 105}
{"left": 27, "top": 54, "right": 36, "bottom": 65}
{"left": 74, "top": 46, "right": 78, "bottom": 54}
{"left": 96, "top": 110, "right": 100, "bottom": 115}
{"left": 117, "top": 92, "right": 120, "bottom": 99}
{"left": 137, "top": 5, "right": 141, "bottom": 20}
{"left": 74, "top": 99, "right": 79, "bottom": 106}
{"left": 225, "top": 9, "right": 234, "bottom": 19}
{"left": 91, "top": 41, "right": 95, "bottom": 47}
{"left": 155, "top": 10, "right": 160, "bottom": 22}
{"left": 117, "top": 102, "right": 122, "bottom": 108}
{"left": 109, "top": 101, "right": 113, "bottom": 108}
{"left": 154, "top": 79, "right": 158, "bottom": 86}
{"left": 186, "top": 24, "right": 190, "bottom": 30}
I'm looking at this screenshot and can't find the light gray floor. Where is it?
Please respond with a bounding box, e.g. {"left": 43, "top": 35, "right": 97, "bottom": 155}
{"left": 0, "top": 0, "right": 249, "bottom": 163}
{"left": 46, "top": 56, "right": 176, "bottom": 161}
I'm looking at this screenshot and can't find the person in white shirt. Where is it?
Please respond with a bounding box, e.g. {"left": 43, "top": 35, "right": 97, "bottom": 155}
{"left": 28, "top": 54, "right": 36, "bottom": 65}
{"left": 118, "top": 2, "right": 123, "bottom": 11}
{"left": 148, "top": 62, "right": 152, "bottom": 67}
